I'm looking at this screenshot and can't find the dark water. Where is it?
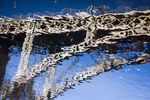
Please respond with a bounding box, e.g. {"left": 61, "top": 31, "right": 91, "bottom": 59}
{"left": 0, "top": 0, "right": 150, "bottom": 17}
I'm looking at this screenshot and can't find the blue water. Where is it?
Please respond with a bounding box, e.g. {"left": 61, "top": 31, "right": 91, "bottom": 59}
{"left": 1, "top": 39, "right": 150, "bottom": 99}
{"left": 56, "top": 62, "right": 150, "bottom": 100}
{"left": 0, "top": 0, "right": 150, "bottom": 99}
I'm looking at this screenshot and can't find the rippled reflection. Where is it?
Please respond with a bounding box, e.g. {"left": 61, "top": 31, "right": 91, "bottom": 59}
{"left": 0, "top": 10, "right": 150, "bottom": 100}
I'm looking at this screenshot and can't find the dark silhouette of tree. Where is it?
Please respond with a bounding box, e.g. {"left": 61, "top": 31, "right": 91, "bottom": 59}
{"left": 0, "top": 48, "right": 9, "bottom": 91}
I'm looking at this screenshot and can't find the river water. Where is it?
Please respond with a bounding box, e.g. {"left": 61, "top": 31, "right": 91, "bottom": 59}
{"left": 56, "top": 62, "right": 150, "bottom": 100}
{"left": 0, "top": 0, "right": 150, "bottom": 100}
{"left": 0, "top": 34, "right": 150, "bottom": 100}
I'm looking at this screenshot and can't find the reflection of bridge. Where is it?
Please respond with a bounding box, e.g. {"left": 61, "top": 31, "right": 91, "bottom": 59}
{"left": 0, "top": 10, "right": 150, "bottom": 99}
{"left": 2, "top": 41, "right": 150, "bottom": 99}
{"left": 0, "top": 10, "right": 150, "bottom": 39}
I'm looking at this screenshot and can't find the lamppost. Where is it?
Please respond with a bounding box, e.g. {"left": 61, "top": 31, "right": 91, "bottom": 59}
{"left": 13, "top": 1, "right": 16, "bottom": 18}
{"left": 52, "top": 0, "right": 57, "bottom": 16}
{"left": 89, "top": 0, "right": 94, "bottom": 15}
{"left": 137, "top": 0, "right": 139, "bottom": 11}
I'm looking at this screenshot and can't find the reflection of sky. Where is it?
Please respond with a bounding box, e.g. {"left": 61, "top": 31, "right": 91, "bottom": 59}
{"left": 1, "top": 40, "right": 150, "bottom": 99}
{"left": 56, "top": 62, "right": 150, "bottom": 100}
{"left": 55, "top": 52, "right": 97, "bottom": 82}
{"left": 3, "top": 46, "right": 50, "bottom": 83}
{"left": 32, "top": 52, "right": 97, "bottom": 97}
{"left": 0, "top": 0, "right": 150, "bottom": 16}
{"left": 2, "top": 46, "right": 97, "bottom": 97}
